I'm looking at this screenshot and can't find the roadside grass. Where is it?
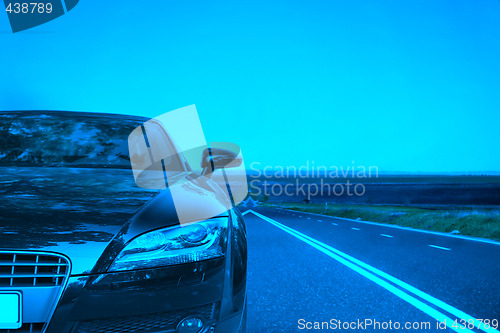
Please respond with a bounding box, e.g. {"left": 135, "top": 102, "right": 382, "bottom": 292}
{"left": 265, "top": 203, "right": 500, "bottom": 242}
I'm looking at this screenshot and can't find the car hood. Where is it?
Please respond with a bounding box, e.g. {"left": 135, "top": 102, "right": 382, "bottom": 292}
{"left": 0, "top": 167, "right": 160, "bottom": 275}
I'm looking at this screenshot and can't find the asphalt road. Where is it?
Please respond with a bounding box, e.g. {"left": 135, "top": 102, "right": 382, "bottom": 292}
{"left": 243, "top": 206, "right": 500, "bottom": 333}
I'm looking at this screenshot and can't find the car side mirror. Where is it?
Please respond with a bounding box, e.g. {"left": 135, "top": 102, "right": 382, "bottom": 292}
{"left": 201, "top": 143, "right": 242, "bottom": 177}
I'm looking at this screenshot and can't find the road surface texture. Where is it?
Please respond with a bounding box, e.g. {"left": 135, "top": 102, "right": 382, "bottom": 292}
{"left": 243, "top": 206, "right": 500, "bottom": 333}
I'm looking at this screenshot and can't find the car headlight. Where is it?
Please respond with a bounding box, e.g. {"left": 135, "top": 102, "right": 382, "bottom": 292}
{"left": 108, "top": 217, "right": 228, "bottom": 272}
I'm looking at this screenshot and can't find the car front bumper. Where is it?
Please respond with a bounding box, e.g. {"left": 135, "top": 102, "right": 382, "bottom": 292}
{"left": 41, "top": 258, "right": 243, "bottom": 333}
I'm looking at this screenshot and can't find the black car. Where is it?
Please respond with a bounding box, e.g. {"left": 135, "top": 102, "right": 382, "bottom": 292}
{"left": 0, "top": 111, "right": 247, "bottom": 333}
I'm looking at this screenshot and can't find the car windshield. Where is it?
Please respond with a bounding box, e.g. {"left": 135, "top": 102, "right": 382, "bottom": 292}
{"left": 0, "top": 111, "right": 185, "bottom": 170}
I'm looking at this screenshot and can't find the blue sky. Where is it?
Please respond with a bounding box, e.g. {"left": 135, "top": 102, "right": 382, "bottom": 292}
{"left": 1, "top": 0, "right": 499, "bottom": 173}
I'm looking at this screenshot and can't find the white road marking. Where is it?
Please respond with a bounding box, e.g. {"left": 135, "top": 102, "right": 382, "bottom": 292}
{"left": 332, "top": 223, "right": 338, "bottom": 226}
{"left": 351, "top": 227, "right": 360, "bottom": 231}
{"left": 241, "top": 210, "right": 251, "bottom": 216}
{"left": 278, "top": 208, "right": 500, "bottom": 247}
{"left": 428, "top": 245, "right": 451, "bottom": 251}
{"left": 246, "top": 210, "right": 496, "bottom": 333}
{"left": 380, "top": 234, "right": 394, "bottom": 238}
{"left": 307, "top": 217, "right": 311, "bottom": 220}
{"left": 318, "top": 220, "right": 322, "bottom": 222}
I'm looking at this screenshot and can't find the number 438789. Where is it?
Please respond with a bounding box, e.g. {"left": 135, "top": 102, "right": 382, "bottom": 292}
{"left": 5, "top": 2, "right": 53, "bottom": 14}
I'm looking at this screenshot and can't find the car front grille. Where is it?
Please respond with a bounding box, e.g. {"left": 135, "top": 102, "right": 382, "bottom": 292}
{"left": 76, "top": 302, "right": 219, "bottom": 333}
{"left": 0, "top": 251, "right": 70, "bottom": 333}
{"left": 0, "top": 252, "right": 68, "bottom": 287}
